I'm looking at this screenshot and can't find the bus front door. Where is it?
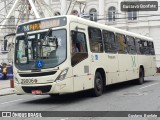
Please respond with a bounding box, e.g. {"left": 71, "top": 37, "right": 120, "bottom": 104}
{"left": 70, "top": 22, "right": 92, "bottom": 92}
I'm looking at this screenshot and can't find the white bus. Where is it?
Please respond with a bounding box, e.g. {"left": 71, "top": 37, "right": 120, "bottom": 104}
{"left": 14, "top": 15, "right": 156, "bottom": 97}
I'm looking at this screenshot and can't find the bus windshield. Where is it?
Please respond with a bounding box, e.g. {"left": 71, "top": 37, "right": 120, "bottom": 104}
{"left": 15, "top": 29, "right": 66, "bottom": 70}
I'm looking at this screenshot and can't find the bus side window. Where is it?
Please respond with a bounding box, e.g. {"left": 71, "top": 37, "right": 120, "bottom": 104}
{"left": 88, "top": 27, "right": 103, "bottom": 53}
{"left": 141, "top": 40, "right": 150, "bottom": 55}
{"left": 148, "top": 41, "right": 155, "bottom": 55}
{"left": 71, "top": 30, "right": 88, "bottom": 66}
{"left": 102, "top": 30, "right": 117, "bottom": 53}
{"left": 116, "top": 33, "right": 127, "bottom": 54}
{"left": 71, "top": 31, "right": 87, "bottom": 53}
{"left": 126, "top": 36, "right": 136, "bottom": 54}
{"left": 135, "top": 38, "right": 141, "bottom": 54}
{"left": 76, "top": 32, "right": 88, "bottom": 53}
{"left": 139, "top": 40, "right": 144, "bottom": 54}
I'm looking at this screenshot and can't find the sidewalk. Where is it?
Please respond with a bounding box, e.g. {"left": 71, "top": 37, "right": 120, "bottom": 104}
{"left": 0, "top": 79, "right": 15, "bottom": 96}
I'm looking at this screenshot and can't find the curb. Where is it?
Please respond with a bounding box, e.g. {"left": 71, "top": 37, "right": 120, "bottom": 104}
{"left": 0, "top": 92, "right": 15, "bottom": 96}
{"left": 0, "top": 88, "right": 15, "bottom": 96}
{"left": 0, "top": 87, "right": 10, "bottom": 90}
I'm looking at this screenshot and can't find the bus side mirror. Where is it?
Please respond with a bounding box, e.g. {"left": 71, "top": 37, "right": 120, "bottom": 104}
{"left": 24, "top": 32, "right": 28, "bottom": 48}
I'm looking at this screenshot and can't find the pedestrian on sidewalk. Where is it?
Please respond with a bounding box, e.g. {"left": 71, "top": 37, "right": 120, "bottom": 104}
{"left": 2, "top": 63, "right": 7, "bottom": 80}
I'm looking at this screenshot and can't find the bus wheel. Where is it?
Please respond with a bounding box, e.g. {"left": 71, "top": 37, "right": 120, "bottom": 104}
{"left": 49, "top": 94, "right": 59, "bottom": 98}
{"left": 91, "top": 72, "right": 103, "bottom": 97}
{"left": 136, "top": 68, "right": 144, "bottom": 85}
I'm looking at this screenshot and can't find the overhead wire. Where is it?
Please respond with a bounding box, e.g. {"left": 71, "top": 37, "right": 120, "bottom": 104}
{"left": 66, "top": 0, "right": 73, "bottom": 15}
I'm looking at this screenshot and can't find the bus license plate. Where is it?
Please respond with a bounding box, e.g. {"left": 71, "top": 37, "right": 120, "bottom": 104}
{"left": 32, "top": 90, "right": 42, "bottom": 95}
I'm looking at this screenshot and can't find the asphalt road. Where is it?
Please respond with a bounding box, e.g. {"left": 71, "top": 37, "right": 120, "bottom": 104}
{"left": 0, "top": 75, "right": 160, "bottom": 120}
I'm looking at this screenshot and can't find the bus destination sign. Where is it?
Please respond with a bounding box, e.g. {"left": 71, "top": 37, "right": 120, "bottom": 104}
{"left": 17, "top": 17, "right": 67, "bottom": 33}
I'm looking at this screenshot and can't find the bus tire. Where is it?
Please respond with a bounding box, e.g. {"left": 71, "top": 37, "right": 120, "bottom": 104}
{"left": 49, "top": 94, "right": 59, "bottom": 98}
{"left": 136, "top": 68, "right": 144, "bottom": 85}
{"left": 91, "top": 72, "right": 103, "bottom": 97}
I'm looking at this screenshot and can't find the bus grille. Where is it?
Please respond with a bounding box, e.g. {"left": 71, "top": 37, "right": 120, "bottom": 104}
{"left": 19, "top": 71, "right": 57, "bottom": 77}
{"left": 22, "top": 85, "right": 52, "bottom": 93}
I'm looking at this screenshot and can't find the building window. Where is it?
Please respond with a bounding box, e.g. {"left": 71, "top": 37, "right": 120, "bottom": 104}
{"left": 128, "top": 11, "right": 137, "bottom": 20}
{"left": 54, "top": 11, "right": 61, "bottom": 16}
{"left": 89, "top": 8, "right": 97, "bottom": 21}
{"left": 108, "top": 6, "right": 116, "bottom": 22}
{"left": 71, "top": 10, "right": 79, "bottom": 16}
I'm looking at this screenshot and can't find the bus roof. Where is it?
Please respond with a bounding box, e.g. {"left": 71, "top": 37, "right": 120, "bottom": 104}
{"left": 18, "top": 15, "right": 153, "bottom": 41}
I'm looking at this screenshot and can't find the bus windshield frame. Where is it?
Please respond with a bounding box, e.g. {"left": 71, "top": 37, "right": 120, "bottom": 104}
{"left": 14, "top": 28, "right": 67, "bottom": 70}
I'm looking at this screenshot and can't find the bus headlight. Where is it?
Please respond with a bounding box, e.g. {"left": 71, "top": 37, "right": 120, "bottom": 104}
{"left": 14, "top": 77, "right": 19, "bottom": 84}
{"left": 56, "top": 68, "right": 69, "bottom": 81}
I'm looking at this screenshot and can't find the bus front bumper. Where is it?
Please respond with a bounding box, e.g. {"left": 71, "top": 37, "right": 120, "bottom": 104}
{"left": 14, "top": 78, "right": 74, "bottom": 95}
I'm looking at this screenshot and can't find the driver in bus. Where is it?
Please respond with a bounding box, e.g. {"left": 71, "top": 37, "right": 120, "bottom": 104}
{"left": 72, "top": 41, "right": 79, "bottom": 54}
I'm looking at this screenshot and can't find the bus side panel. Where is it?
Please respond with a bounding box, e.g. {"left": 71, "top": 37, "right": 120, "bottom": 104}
{"left": 150, "top": 55, "right": 157, "bottom": 75}
{"left": 117, "top": 54, "right": 127, "bottom": 82}
{"left": 90, "top": 53, "right": 108, "bottom": 84}
{"left": 72, "top": 60, "right": 92, "bottom": 92}
{"left": 105, "top": 53, "right": 119, "bottom": 84}
{"left": 126, "top": 55, "right": 139, "bottom": 80}
{"left": 138, "top": 55, "right": 152, "bottom": 77}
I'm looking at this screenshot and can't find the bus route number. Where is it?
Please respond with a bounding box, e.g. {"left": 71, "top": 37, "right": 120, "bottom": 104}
{"left": 21, "top": 79, "right": 37, "bottom": 84}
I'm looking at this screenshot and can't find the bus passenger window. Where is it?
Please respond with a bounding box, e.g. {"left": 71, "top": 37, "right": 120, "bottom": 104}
{"left": 116, "top": 33, "right": 127, "bottom": 54}
{"left": 126, "top": 36, "right": 136, "bottom": 54}
{"left": 148, "top": 41, "right": 155, "bottom": 55}
{"left": 88, "top": 27, "right": 103, "bottom": 53}
{"left": 135, "top": 38, "right": 141, "bottom": 54}
{"left": 71, "top": 31, "right": 87, "bottom": 54}
{"left": 102, "top": 30, "right": 117, "bottom": 53}
{"left": 71, "top": 31, "right": 88, "bottom": 66}
{"left": 141, "top": 40, "right": 149, "bottom": 55}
